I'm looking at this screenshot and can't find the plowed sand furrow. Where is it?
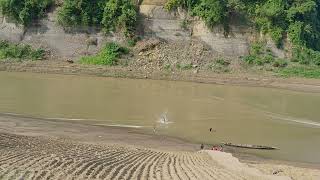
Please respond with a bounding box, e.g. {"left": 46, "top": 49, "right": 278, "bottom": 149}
{"left": 134, "top": 151, "right": 163, "bottom": 180}
{"left": 4, "top": 154, "right": 38, "bottom": 170}
{"left": 0, "top": 153, "right": 25, "bottom": 166}
{"left": 146, "top": 151, "right": 166, "bottom": 180}
{"left": 18, "top": 170, "right": 33, "bottom": 180}
{"left": 87, "top": 151, "right": 130, "bottom": 179}
{"left": 7, "top": 169, "right": 21, "bottom": 180}
{"left": 179, "top": 154, "right": 198, "bottom": 180}
{"left": 172, "top": 154, "right": 190, "bottom": 180}
{"left": 185, "top": 154, "right": 220, "bottom": 179}
{"left": 0, "top": 155, "right": 33, "bottom": 176}
{"left": 155, "top": 153, "right": 168, "bottom": 180}
{"left": 43, "top": 158, "right": 74, "bottom": 180}
{"left": 106, "top": 151, "right": 148, "bottom": 180}
{"left": 88, "top": 153, "right": 131, "bottom": 179}
{"left": 84, "top": 150, "right": 124, "bottom": 178}
{"left": 74, "top": 150, "right": 124, "bottom": 179}
{"left": 26, "top": 155, "right": 54, "bottom": 171}
{"left": 161, "top": 154, "right": 174, "bottom": 180}
{"left": 0, "top": 133, "right": 287, "bottom": 180}
{"left": 31, "top": 156, "right": 62, "bottom": 180}
{"left": 0, "top": 152, "right": 15, "bottom": 160}
{"left": 0, "top": 168, "right": 13, "bottom": 179}
{"left": 73, "top": 158, "right": 107, "bottom": 178}
{"left": 182, "top": 154, "right": 212, "bottom": 180}
{"left": 125, "top": 151, "right": 157, "bottom": 180}
{"left": 64, "top": 158, "right": 91, "bottom": 177}
{"left": 98, "top": 150, "right": 142, "bottom": 179}
{"left": 92, "top": 150, "right": 140, "bottom": 178}
{"left": 20, "top": 155, "right": 51, "bottom": 170}
{"left": 34, "top": 170, "right": 48, "bottom": 180}
{"left": 116, "top": 151, "right": 155, "bottom": 180}
{"left": 184, "top": 154, "right": 206, "bottom": 179}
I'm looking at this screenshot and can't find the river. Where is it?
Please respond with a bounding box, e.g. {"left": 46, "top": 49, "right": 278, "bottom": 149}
{"left": 0, "top": 71, "right": 319, "bottom": 164}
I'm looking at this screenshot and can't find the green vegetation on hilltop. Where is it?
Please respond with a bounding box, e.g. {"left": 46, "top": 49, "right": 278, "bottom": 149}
{"left": 57, "top": 0, "right": 106, "bottom": 27}
{"left": 0, "top": 0, "right": 53, "bottom": 26}
{"left": 0, "top": 0, "right": 137, "bottom": 37}
{"left": 165, "top": 0, "right": 320, "bottom": 66}
{"left": 165, "top": 0, "right": 320, "bottom": 48}
{"left": 0, "top": 40, "right": 45, "bottom": 61}
{"left": 57, "top": 0, "right": 137, "bottom": 37}
{"left": 80, "top": 42, "right": 128, "bottom": 65}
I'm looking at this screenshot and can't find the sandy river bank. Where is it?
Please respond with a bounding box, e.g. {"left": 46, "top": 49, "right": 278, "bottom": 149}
{"left": 0, "top": 114, "right": 320, "bottom": 179}
{"left": 1, "top": 62, "right": 320, "bottom": 179}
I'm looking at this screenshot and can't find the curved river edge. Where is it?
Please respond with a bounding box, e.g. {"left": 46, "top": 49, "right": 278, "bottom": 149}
{"left": 0, "top": 113, "right": 320, "bottom": 179}
{"left": 1, "top": 61, "right": 320, "bottom": 93}
{"left": 1, "top": 62, "right": 320, "bottom": 177}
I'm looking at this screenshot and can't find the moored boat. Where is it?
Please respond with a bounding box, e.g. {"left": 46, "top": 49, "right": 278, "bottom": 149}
{"left": 222, "top": 142, "right": 279, "bottom": 150}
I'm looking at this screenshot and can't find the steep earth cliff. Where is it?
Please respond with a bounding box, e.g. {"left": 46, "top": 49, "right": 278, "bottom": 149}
{"left": 0, "top": 0, "right": 283, "bottom": 61}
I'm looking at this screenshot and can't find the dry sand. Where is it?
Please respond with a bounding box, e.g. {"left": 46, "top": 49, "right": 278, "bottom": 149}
{"left": 0, "top": 114, "right": 320, "bottom": 180}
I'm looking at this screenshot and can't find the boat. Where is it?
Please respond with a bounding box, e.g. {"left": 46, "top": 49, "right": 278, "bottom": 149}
{"left": 222, "top": 142, "right": 279, "bottom": 150}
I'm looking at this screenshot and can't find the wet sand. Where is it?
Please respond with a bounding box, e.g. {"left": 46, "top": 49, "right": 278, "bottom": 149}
{"left": 0, "top": 114, "right": 320, "bottom": 179}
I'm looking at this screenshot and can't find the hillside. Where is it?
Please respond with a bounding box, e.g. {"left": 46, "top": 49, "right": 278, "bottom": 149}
{"left": 0, "top": 0, "right": 320, "bottom": 78}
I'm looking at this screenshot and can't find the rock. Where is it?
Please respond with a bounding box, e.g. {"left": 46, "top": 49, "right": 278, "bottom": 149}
{"left": 135, "top": 38, "right": 162, "bottom": 53}
{"left": 66, "top": 59, "right": 74, "bottom": 64}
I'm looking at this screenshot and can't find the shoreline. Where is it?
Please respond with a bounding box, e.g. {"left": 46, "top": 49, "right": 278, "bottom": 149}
{"left": 1, "top": 61, "right": 320, "bottom": 93}
{"left": 0, "top": 113, "right": 319, "bottom": 179}
{"left": 0, "top": 112, "right": 319, "bottom": 170}
{"left": 1, "top": 62, "right": 320, "bottom": 178}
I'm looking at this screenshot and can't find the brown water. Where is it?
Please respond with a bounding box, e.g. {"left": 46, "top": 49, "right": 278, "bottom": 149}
{"left": 0, "top": 72, "right": 320, "bottom": 163}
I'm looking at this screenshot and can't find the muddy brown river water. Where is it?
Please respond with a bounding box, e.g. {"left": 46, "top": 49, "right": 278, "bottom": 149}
{"left": 0, "top": 72, "right": 320, "bottom": 164}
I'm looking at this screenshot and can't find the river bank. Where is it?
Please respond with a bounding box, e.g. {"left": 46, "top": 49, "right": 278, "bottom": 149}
{"left": 1, "top": 62, "right": 320, "bottom": 179}
{"left": 0, "top": 113, "right": 319, "bottom": 179}
{"left": 1, "top": 61, "right": 320, "bottom": 93}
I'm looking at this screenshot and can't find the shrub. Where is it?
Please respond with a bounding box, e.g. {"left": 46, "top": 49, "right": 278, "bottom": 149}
{"left": 127, "top": 38, "right": 137, "bottom": 47}
{"left": 292, "top": 46, "right": 320, "bottom": 66}
{"left": 243, "top": 42, "right": 275, "bottom": 66}
{"left": 0, "top": 0, "right": 53, "bottom": 26}
{"left": 57, "top": 0, "right": 107, "bottom": 27}
{"left": 215, "top": 58, "right": 230, "bottom": 66}
{"left": 80, "top": 42, "right": 128, "bottom": 65}
{"left": 250, "top": 42, "right": 264, "bottom": 56}
{"left": 191, "top": 0, "right": 226, "bottom": 28}
{"left": 0, "top": 40, "right": 45, "bottom": 60}
{"left": 263, "top": 54, "right": 275, "bottom": 64}
{"left": 165, "top": 0, "right": 320, "bottom": 61}
{"left": 176, "top": 63, "right": 193, "bottom": 70}
{"left": 102, "top": 0, "right": 137, "bottom": 37}
{"left": 273, "top": 58, "right": 288, "bottom": 67}
{"left": 243, "top": 55, "right": 257, "bottom": 64}
{"left": 57, "top": 0, "right": 137, "bottom": 37}
{"left": 180, "top": 19, "right": 190, "bottom": 30}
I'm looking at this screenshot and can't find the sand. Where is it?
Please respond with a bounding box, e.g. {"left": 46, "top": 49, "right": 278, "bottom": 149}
{"left": 0, "top": 114, "right": 320, "bottom": 180}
